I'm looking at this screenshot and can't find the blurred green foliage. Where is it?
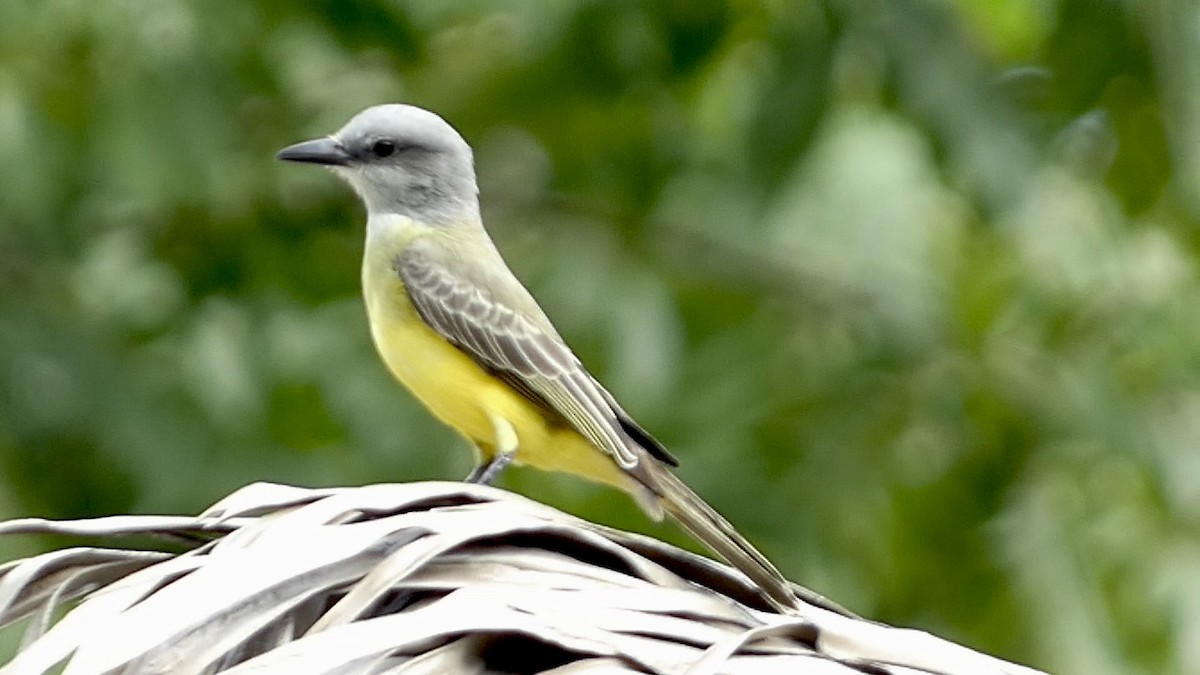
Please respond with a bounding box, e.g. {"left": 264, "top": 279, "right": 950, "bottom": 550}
{"left": 1, "top": 1, "right": 1198, "bottom": 672}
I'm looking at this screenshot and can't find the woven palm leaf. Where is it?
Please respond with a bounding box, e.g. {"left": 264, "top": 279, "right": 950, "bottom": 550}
{"left": 0, "top": 482, "right": 1044, "bottom": 675}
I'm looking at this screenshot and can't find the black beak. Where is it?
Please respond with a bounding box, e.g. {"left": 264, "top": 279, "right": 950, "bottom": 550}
{"left": 276, "top": 137, "right": 352, "bottom": 166}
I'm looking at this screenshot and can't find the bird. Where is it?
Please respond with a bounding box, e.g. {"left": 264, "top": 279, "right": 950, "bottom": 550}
{"left": 277, "top": 104, "right": 799, "bottom": 611}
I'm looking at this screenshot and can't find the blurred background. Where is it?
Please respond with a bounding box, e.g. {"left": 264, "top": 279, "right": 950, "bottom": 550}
{"left": 1, "top": 1, "right": 1197, "bottom": 672}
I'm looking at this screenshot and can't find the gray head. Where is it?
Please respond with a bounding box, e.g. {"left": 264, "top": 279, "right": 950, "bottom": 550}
{"left": 277, "top": 104, "right": 479, "bottom": 223}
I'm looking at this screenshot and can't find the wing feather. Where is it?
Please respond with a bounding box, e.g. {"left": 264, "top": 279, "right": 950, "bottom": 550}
{"left": 397, "top": 244, "right": 641, "bottom": 469}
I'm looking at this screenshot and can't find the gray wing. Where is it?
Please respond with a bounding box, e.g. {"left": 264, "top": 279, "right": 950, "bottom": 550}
{"left": 397, "top": 243, "right": 648, "bottom": 469}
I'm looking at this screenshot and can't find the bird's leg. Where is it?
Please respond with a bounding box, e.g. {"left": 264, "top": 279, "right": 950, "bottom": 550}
{"left": 465, "top": 458, "right": 484, "bottom": 480}
{"left": 465, "top": 415, "right": 518, "bottom": 485}
{"left": 463, "top": 462, "right": 490, "bottom": 483}
{"left": 471, "top": 451, "right": 514, "bottom": 485}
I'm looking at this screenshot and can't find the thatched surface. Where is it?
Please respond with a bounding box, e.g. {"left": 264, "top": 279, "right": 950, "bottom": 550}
{"left": 0, "top": 482, "right": 1044, "bottom": 674}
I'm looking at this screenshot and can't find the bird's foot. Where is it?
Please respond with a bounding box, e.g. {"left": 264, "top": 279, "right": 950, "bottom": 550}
{"left": 465, "top": 450, "right": 514, "bottom": 485}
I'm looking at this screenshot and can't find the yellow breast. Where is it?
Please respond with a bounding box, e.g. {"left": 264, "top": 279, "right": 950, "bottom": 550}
{"left": 362, "top": 248, "right": 502, "bottom": 449}
{"left": 359, "top": 225, "right": 634, "bottom": 492}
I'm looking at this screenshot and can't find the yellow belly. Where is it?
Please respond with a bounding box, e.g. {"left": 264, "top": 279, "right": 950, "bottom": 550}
{"left": 361, "top": 248, "right": 630, "bottom": 491}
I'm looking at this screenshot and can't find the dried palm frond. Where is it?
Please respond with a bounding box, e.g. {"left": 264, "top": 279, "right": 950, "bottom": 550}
{"left": 0, "top": 482, "right": 1044, "bottom": 675}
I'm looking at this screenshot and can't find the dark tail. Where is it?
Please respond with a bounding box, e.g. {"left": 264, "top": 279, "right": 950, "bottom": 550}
{"left": 643, "top": 462, "right": 800, "bottom": 612}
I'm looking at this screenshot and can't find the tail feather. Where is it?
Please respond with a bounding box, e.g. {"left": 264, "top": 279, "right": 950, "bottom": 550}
{"left": 643, "top": 462, "right": 800, "bottom": 612}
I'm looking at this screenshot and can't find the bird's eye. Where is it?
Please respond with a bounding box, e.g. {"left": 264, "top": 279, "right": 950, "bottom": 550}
{"left": 371, "top": 140, "right": 396, "bottom": 158}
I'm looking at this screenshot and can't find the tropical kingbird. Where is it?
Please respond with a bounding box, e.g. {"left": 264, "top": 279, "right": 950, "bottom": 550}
{"left": 277, "top": 104, "right": 799, "bottom": 611}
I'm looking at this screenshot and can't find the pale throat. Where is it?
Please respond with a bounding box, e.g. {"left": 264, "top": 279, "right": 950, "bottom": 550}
{"left": 365, "top": 211, "right": 428, "bottom": 245}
